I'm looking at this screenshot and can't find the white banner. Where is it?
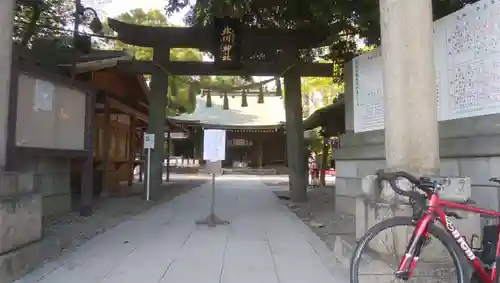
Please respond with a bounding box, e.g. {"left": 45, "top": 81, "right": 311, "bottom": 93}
{"left": 203, "top": 129, "right": 226, "bottom": 161}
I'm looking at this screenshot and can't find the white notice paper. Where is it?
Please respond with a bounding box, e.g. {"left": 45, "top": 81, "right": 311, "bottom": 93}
{"left": 203, "top": 129, "right": 226, "bottom": 161}
{"left": 34, "top": 79, "right": 54, "bottom": 111}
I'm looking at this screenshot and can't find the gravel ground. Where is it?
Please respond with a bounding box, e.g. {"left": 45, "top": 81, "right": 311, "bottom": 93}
{"left": 264, "top": 181, "right": 356, "bottom": 252}
{"left": 39, "top": 178, "right": 207, "bottom": 264}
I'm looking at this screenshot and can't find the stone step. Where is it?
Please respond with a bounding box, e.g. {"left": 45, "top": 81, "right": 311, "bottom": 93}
{"left": 222, "top": 168, "right": 277, "bottom": 175}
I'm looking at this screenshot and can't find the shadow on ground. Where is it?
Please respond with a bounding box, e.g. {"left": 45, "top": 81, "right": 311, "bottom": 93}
{"left": 263, "top": 179, "right": 356, "bottom": 269}
{"left": 37, "top": 178, "right": 207, "bottom": 274}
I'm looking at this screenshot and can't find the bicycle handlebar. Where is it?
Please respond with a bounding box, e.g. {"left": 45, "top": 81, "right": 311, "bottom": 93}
{"left": 376, "top": 170, "right": 421, "bottom": 185}
{"left": 375, "top": 169, "right": 433, "bottom": 199}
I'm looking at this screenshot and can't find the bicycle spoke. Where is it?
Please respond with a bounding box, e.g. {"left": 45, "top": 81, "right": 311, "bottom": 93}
{"left": 356, "top": 224, "right": 458, "bottom": 283}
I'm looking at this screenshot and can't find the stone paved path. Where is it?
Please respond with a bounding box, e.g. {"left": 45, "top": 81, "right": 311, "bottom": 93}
{"left": 16, "top": 175, "right": 349, "bottom": 283}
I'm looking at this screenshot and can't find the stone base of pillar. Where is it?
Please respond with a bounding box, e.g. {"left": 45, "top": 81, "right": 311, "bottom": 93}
{"left": 356, "top": 175, "right": 480, "bottom": 260}
{"left": 354, "top": 197, "right": 478, "bottom": 282}
{"left": 0, "top": 172, "right": 43, "bottom": 282}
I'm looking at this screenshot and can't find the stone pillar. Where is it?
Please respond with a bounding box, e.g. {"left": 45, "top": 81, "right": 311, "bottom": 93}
{"left": 380, "top": 0, "right": 439, "bottom": 174}
{"left": 354, "top": 0, "right": 443, "bottom": 259}
{"left": 343, "top": 62, "right": 355, "bottom": 133}
{"left": 144, "top": 53, "right": 168, "bottom": 198}
{"left": 0, "top": 0, "right": 14, "bottom": 168}
{"left": 283, "top": 49, "right": 307, "bottom": 202}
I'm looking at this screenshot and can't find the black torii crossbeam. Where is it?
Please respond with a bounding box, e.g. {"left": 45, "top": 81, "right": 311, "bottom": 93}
{"left": 116, "top": 60, "right": 333, "bottom": 77}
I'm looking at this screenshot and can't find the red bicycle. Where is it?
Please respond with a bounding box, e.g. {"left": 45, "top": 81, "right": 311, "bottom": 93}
{"left": 350, "top": 170, "right": 500, "bottom": 283}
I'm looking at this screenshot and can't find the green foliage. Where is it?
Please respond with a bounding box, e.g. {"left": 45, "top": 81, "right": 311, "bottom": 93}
{"left": 106, "top": 8, "right": 204, "bottom": 114}
{"left": 354, "top": 0, "right": 480, "bottom": 46}
{"left": 307, "top": 129, "right": 324, "bottom": 155}
{"left": 301, "top": 68, "right": 343, "bottom": 117}
{"left": 165, "top": 0, "right": 480, "bottom": 83}
{"left": 13, "top": 0, "right": 73, "bottom": 46}
{"left": 105, "top": 8, "right": 256, "bottom": 114}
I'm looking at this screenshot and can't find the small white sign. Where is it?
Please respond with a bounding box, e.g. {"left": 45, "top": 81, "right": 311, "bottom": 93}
{"left": 33, "top": 79, "right": 54, "bottom": 111}
{"left": 204, "top": 160, "right": 222, "bottom": 174}
{"left": 203, "top": 129, "right": 226, "bottom": 161}
{"left": 143, "top": 133, "right": 155, "bottom": 149}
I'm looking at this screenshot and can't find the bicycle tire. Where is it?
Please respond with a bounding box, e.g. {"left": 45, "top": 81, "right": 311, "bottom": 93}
{"left": 349, "top": 216, "right": 467, "bottom": 283}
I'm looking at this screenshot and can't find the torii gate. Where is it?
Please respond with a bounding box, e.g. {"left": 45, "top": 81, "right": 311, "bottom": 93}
{"left": 107, "top": 18, "right": 334, "bottom": 201}
{"left": 0, "top": 0, "right": 439, "bottom": 209}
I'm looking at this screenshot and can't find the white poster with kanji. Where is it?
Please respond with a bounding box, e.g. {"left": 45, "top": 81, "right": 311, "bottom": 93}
{"left": 203, "top": 129, "right": 226, "bottom": 161}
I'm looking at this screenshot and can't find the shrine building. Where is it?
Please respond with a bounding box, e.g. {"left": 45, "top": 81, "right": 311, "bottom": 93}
{"left": 168, "top": 89, "right": 287, "bottom": 172}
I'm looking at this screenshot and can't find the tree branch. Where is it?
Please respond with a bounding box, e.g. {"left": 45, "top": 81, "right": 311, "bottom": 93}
{"left": 21, "top": 3, "right": 41, "bottom": 46}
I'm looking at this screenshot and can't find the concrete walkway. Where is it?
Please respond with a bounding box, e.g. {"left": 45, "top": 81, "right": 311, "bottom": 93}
{"left": 16, "top": 175, "right": 349, "bottom": 283}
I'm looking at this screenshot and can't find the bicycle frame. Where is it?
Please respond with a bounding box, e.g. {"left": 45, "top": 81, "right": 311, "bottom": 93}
{"left": 397, "top": 193, "right": 500, "bottom": 283}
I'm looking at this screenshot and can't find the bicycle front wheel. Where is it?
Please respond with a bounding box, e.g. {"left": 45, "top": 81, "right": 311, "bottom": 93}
{"left": 350, "top": 217, "right": 466, "bottom": 283}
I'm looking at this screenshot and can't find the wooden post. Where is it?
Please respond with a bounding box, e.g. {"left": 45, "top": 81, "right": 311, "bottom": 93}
{"left": 80, "top": 91, "right": 96, "bottom": 216}
{"left": 139, "top": 129, "right": 144, "bottom": 182}
{"left": 283, "top": 130, "right": 287, "bottom": 166}
{"left": 166, "top": 130, "right": 171, "bottom": 182}
{"left": 193, "top": 131, "right": 202, "bottom": 159}
{"left": 128, "top": 115, "right": 136, "bottom": 186}
{"left": 193, "top": 142, "right": 197, "bottom": 159}
{"left": 283, "top": 48, "right": 307, "bottom": 202}
{"left": 0, "top": 0, "right": 14, "bottom": 168}
{"left": 257, "top": 139, "right": 263, "bottom": 169}
{"left": 144, "top": 51, "right": 169, "bottom": 199}
{"left": 320, "top": 133, "right": 328, "bottom": 187}
{"left": 101, "top": 98, "right": 111, "bottom": 194}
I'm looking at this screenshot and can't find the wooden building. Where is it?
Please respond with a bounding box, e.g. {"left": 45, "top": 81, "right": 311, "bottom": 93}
{"left": 168, "top": 91, "right": 287, "bottom": 171}
{"left": 70, "top": 51, "right": 150, "bottom": 196}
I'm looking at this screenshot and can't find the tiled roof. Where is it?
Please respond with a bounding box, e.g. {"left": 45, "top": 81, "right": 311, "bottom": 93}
{"left": 169, "top": 94, "right": 286, "bottom": 128}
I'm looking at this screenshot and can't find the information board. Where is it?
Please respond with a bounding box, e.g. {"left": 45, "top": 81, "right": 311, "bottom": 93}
{"left": 353, "top": 0, "right": 500, "bottom": 133}
{"left": 203, "top": 129, "right": 226, "bottom": 161}
{"left": 353, "top": 49, "right": 384, "bottom": 132}
{"left": 143, "top": 133, "right": 155, "bottom": 149}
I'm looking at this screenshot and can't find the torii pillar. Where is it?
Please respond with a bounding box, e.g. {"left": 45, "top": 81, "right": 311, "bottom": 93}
{"left": 143, "top": 51, "right": 169, "bottom": 198}
{"left": 380, "top": 0, "right": 439, "bottom": 175}
{"left": 0, "top": 0, "right": 14, "bottom": 168}
{"left": 284, "top": 48, "right": 308, "bottom": 202}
